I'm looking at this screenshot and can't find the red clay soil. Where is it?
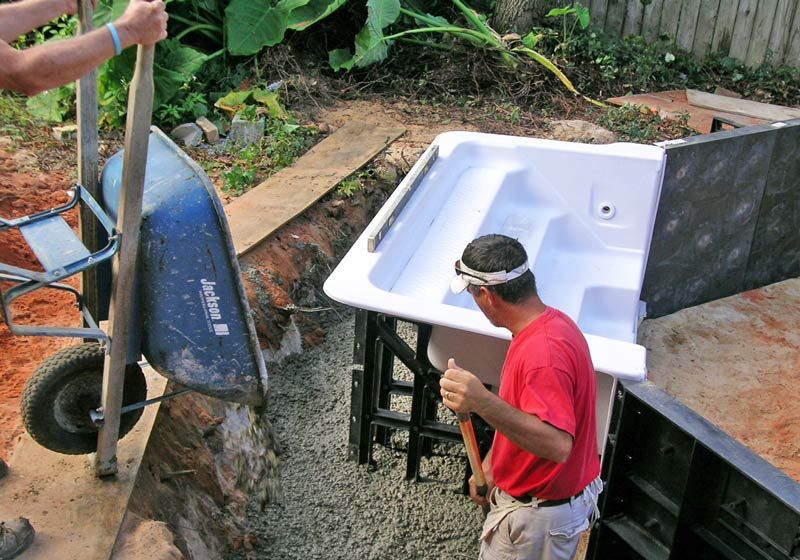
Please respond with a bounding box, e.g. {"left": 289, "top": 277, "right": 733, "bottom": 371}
{"left": 0, "top": 148, "right": 79, "bottom": 461}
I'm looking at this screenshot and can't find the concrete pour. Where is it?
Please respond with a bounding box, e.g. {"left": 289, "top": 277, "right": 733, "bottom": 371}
{"left": 232, "top": 310, "right": 485, "bottom": 559}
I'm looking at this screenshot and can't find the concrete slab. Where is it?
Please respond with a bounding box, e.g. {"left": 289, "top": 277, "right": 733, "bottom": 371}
{"left": 0, "top": 368, "right": 167, "bottom": 560}
{"left": 639, "top": 278, "right": 800, "bottom": 482}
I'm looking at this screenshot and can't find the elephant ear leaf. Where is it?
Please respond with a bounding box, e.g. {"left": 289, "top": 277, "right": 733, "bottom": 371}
{"left": 327, "top": 0, "right": 401, "bottom": 71}
{"left": 226, "top": 0, "right": 290, "bottom": 56}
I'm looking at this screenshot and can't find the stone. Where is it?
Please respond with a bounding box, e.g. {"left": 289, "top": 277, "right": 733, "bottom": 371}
{"left": 229, "top": 114, "right": 265, "bottom": 147}
{"left": 12, "top": 150, "right": 37, "bottom": 168}
{"left": 195, "top": 116, "right": 219, "bottom": 144}
{"left": 52, "top": 124, "right": 78, "bottom": 142}
{"left": 549, "top": 120, "right": 617, "bottom": 144}
{"left": 170, "top": 123, "right": 203, "bottom": 147}
{"left": 0, "top": 136, "right": 12, "bottom": 149}
{"left": 316, "top": 122, "right": 331, "bottom": 134}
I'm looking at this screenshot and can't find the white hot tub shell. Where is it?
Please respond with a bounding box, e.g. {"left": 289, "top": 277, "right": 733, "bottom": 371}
{"left": 325, "top": 131, "right": 666, "bottom": 452}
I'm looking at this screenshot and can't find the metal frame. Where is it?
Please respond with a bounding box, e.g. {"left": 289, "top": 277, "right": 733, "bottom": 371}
{"left": 0, "top": 185, "right": 119, "bottom": 340}
{"left": 349, "top": 309, "right": 472, "bottom": 480}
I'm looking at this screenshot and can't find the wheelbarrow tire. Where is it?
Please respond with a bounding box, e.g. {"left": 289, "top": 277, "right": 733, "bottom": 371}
{"left": 20, "top": 342, "right": 148, "bottom": 455}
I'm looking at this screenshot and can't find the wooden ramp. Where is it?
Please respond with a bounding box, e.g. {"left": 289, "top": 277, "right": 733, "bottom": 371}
{"left": 0, "top": 369, "right": 167, "bottom": 560}
{"left": 226, "top": 118, "right": 406, "bottom": 256}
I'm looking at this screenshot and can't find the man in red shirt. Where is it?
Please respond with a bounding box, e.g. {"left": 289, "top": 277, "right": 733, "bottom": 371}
{"left": 441, "top": 234, "right": 603, "bottom": 560}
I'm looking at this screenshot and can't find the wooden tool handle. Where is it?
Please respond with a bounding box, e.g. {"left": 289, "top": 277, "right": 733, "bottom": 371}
{"left": 457, "top": 412, "right": 487, "bottom": 497}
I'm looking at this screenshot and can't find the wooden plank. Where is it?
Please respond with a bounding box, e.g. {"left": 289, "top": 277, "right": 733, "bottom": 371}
{"left": 784, "top": 0, "right": 800, "bottom": 65}
{"left": 0, "top": 369, "right": 167, "bottom": 560}
{"left": 745, "top": 0, "right": 779, "bottom": 65}
{"left": 687, "top": 89, "right": 800, "bottom": 120}
{"left": 590, "top": 0, "right": 610, "bottom": 32}
{"left": 622, "top": 0, "right": 645, "bottom": 37}
{"left": 766, "top": 0, "right": 797, "bottom": 63}
{"left": 604, "top": 0, "right": 627, "bottom": 38}
{"left": 712, "top": 0, "right": 741, "bottom": 53}
{"left": 607, "top": 90, "right": 767, "bottom": 133}
{"left": 676, "top": 0, "right": 703, "bottom": 50}
{"left": 227, "top": 119, "right": 406, "bottom": 256}
{"left": 728, "top": 0, "right": 759, "bottom": 61}
{"left": 658, "top": 0, "right": 684, "bottom": 38}
{"left": 692, "top": 0, "right": 722, "bottom": 56}
{"left": 96, "top": 45, "right": 154, "bottom": 476}
{"left": 642, "top": 0, "right": 665, "bottom": 43}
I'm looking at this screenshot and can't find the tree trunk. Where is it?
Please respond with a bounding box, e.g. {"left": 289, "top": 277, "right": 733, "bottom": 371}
{"left": 491, "top": 0, "right": 568, "bottom": 34}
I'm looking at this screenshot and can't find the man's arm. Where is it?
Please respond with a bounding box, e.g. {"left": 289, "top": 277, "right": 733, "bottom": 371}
{"left": 441, "top": 359, "right": 573, "bottom": 464}
{"left": 0, "top": 0, "right": 75, "bottom": 43}
{"left": 0, "top": 0, "right": 167, "bottom": 96}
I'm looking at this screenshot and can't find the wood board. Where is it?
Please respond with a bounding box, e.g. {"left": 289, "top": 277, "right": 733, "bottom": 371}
{"left": 687, "top": 89, "right": 800, "bottom": 121}
{"left": 226, "top": 119, "right": 406, "bottom": 256}
{"left": 607, "top": 90, "right": 768, "bottom": 133}
{"left": 0, "top": 368, "right": 167, "bottom": 560}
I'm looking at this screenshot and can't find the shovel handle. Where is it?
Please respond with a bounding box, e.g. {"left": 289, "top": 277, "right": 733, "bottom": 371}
{"left": 457, "top": 412, "right": 487, "bottom": 497}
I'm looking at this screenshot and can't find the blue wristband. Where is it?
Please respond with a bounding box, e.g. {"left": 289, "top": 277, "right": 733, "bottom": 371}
{"left": 106, "top": 22, "right": 122, "bottom": 56}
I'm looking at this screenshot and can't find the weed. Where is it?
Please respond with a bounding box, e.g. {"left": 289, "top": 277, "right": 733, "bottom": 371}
{"left": 598, "top": 104, "right": 694, "bottom": 143}
{"left": 336, "top": 177, "right": 362, "bottom": 197}
{"left": 223, "top": 164, "right": 257, "bottom": 196}
{"left": 0, "top": 94, "right": 39, "bottom": 141}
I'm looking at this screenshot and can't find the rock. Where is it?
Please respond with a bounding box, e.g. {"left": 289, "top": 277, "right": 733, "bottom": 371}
{"left": 170, "top": 123, "right": 203, "bottom": 147}
{"left": 195, "top": 116, "right": 219, "bottom": 144}
{"left": 52, "top": 124, "right": 78, "bottom": 142}
{"left": 0, "top": 136, "right": 14, "bottom": 149}
{"left": 549, "top": 120, "right": 617, "bottom": 144}
{"left": 316, "top": 122, "right": 331, "bottom": 134}
{"left": 229, "top": 114, "right": 265, "bottom": 147}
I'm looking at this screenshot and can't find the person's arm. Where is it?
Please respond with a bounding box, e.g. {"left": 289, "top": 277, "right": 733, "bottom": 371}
{"left": 441, "top": 359, "right": 573, "bottom": 464}
{"left": 0, "top": 0, "right": 167, "bottom": 96}
{"left": 0, "top": 0, "right": 75, "bottom": 43}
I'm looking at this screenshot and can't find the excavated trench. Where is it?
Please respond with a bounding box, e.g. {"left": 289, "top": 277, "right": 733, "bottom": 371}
{"left": 114, "top": 173, "right": 485, "bottom": 559}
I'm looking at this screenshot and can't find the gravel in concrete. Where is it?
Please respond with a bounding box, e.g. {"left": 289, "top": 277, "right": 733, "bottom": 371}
{"left": 233, "top": 311, "right": 485, "bottom": 559}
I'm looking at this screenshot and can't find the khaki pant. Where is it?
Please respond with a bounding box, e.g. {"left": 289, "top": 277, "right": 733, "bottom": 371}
{"left": 479, "top": 477, "right": 602, "bottom": 560}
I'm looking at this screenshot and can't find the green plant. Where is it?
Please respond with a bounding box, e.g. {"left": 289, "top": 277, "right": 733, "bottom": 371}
{"left": 598, "top": 103, "right": 694, "bottom": 143}
{"left": 544, "top": 2, "right": 590, "bottom": 54}
{"left": 336, "top": 176, "right": 362, "bottom": 197}
{"left": 223, "top": 164, "right": 257, "bottom": 196}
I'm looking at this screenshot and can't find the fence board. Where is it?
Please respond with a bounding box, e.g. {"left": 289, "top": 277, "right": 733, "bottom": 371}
{"left": 642, "top": 0, "right": 665, "bottom": 42}
{"left": 785, "top": 0, "right": 800, "bottom": 65}
{"left": 746, "top": 0, "right": 779, "bottom": 65}
{"left": 677, "top": 0, "right": 703, "bottom": 50}
{"left": 605, "top": 0, "right": 628, "bottom": 37}
{"left": 590, "top": 0, "right": 610, "bottom": 30}
{"left": 767, "top": 0, "right": 796, "bottom": 62}
{"left": 623, "top": 0, "right": 645, "bottom": 36}
{"left": 711, "top": 0, "right": 741, "bottom": 53}
{"left": 692, "top": 0, "right": 722, "bottom": 55}
{"left": 659, "top": 0, "right": 684, "bottom": 37}
{"left": 729, "top": 0, "right": 759, "bottom": 60}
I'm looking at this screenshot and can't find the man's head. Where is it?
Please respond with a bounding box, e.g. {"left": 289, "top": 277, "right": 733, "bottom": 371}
{"left": 452, "top": 234, "right": 537, "bottom": 310}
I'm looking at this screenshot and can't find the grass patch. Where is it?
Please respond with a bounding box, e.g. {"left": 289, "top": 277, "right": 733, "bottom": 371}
{"left": 597, "top": 104, "right": 695, "bottom": 143}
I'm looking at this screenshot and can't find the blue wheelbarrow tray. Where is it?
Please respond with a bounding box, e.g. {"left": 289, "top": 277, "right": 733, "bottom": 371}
{"left": 101, "top": 127, "right": 268, "bottom": 406}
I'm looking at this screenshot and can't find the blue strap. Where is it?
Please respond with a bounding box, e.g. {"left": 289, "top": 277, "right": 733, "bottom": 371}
{"left": 106, "top": 22, "right": 122, "bottom": 56}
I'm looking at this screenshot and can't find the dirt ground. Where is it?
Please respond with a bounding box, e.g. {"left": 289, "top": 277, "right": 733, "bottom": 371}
{"left": 0, "top": 143, "right": 79, "bottom": 461}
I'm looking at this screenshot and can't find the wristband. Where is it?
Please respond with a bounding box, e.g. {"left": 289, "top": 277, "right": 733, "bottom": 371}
{"left": 106, "top": 22, "right": 122, "bottom": 56}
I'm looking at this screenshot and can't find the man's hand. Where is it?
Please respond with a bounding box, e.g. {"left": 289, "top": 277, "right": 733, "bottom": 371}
{"left": 440, "top": 358, "right": 491, "bottom": 414}
{"left": 469, "top": 448, "right": 493, "bottom": 507}
{"left": 116, "top": 0, "right": 168, "bottom": 47}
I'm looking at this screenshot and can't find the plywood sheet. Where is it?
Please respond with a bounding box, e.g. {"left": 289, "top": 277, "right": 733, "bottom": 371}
{"left": 226, "top": 119, "right": 406, "bottom": 256}
{"left": 687, "top": 89, "right": 800, "bottom": 121}
{"left": 0, "top": 368, "right": 167, "bottom": 560}
{"left": 607, "top": 90, "right": 766, "bottom": 133}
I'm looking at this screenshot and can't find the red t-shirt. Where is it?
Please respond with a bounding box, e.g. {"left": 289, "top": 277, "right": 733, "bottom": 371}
{"left": 491, "top": 307, "right": 600, "bottom": 500}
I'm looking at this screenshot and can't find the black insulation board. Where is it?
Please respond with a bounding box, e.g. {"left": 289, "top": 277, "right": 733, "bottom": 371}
{"left": 642, "top": 119, "right": 800, "bottom": 318}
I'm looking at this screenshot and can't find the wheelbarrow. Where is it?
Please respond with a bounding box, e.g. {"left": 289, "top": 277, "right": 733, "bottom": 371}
{"left": 1, "top": 42, "right": 267, "bottom": 466}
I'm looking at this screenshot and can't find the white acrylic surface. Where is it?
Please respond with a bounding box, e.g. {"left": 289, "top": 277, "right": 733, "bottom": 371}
{"left": 324, "top": 131, "right": 666, "bottom": 380}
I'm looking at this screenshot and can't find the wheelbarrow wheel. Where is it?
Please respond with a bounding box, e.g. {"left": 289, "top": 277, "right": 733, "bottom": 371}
{"left": 20, "top": 342, "right": 147, "bottom": 455}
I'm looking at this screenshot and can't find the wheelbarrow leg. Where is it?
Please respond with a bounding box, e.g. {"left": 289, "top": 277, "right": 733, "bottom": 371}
{"left": 95, "top": 44, "right": 154, "bottom": 477}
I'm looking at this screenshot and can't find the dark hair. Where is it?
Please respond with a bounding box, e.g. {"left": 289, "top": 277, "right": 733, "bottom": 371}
{"left": 461, "top": 234, "right": 537, "bottom": 304}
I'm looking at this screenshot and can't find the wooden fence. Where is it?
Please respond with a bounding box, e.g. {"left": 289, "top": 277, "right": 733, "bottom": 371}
{"left": 587, "top": 0, "right": 800, "bottom": 67}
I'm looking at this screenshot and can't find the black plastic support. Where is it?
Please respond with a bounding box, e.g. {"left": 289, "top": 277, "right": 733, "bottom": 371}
{"left": 588, "top": 380, "right": 800, "bottom": 560}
